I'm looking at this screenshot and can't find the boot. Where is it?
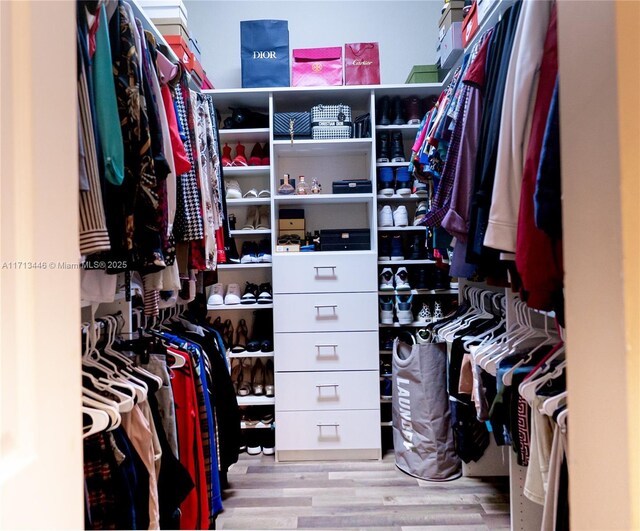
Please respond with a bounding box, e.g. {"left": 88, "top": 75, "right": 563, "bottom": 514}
{"left": 405, "top": 96, "right": 422, "bottom": 125}
{"left": 391, "top": 96, "right": 405, "bottom": 126}
{"left": 408, "top": 234, "right": 426, "bottom": 260}
{"left": 376, "top": 133, "right": 390, "bottom": 163}
{"left": 377, "top": 96, "right": 391, "bottom": 126}
{"left": 391, "top": 131, "right": 405, "bottom": 162}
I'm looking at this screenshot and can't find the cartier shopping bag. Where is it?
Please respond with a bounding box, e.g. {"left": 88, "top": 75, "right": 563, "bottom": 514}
{"left": 344, "top": 42, "right": 380, "bottom": 85}
{"left": 241, "top": 20, "right": 290, "bottom": 88}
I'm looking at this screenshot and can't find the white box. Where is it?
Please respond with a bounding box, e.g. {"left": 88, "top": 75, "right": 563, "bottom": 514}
{"left": 138, "top": 0, "right": 188, "bottom": 27}
{"left": 439, "top": 21, "right": 463, "bottom": 70}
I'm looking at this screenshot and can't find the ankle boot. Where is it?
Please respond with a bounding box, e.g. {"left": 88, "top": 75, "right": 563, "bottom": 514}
{"left": 391, "top": 131, "right": 405, "bottom": 162}
{"left": 377, "top": 133, "right": 390, "bottom": 163}
{"left": 248, "top": 143, "right": 263, "bottom": 166}
{"left": 391, "top": 96, "right": 405, "bottom": 126}
{"left": 222, "top": 143, "right": 233, "bottom": 167}
{"left": 377, "top": 96, "right": 391, "bottom": 126}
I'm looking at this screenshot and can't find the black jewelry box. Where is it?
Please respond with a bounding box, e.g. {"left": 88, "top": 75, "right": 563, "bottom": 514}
{"left": 332, "top": 179, "right": 373, "bottom": 194}
{"left": 320, "top": 228, "right": 371, "bottom": 251}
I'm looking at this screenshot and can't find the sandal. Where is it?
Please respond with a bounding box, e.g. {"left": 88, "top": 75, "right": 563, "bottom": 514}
{"left": 230, "top": 358, "right": 242, "bottom": 394}
{"left": 237, "top": 358, "right": 253, "bottom": 396}
{"left": 222, "top": 319, "right": 235, "bottom": 351}
{"left": 255, "top": 206, "right": 270, "bottom": 229}
{"left": 231, "top": 319, "right": 249, "bottom": 354}
{"left": 242, "top": 206, "right": 258, "bottom": 230}
{"left": 243, "top": 188, "right": 259, "bottom": 198}
{"left": 257, "top": 189, "right": 271, "bottom": 198}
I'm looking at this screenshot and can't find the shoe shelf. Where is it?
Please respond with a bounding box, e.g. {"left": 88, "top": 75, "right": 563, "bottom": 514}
{"left": 375, "top": 124, "right": 420, "bottom": 132}
{"left": 274, "top": 193, "right": 374, "bottom": 205}
{"left": 376, "top": 162, "right": 409, "bottom": 168}
{"left": 207, "top": 303, "right": 274, "bottom": 310}
{"left": 237, "top": 396, "right": 276, "bottom": 406}
{"left": 240, "top": 421, "right": 274, "bottom": 430}
{"left": 273, "top": 138, "right": 372, "bottom": 156}
{"left": 377, "top": 259, "right": 436, "bottom": 265}
{"left": 380, "top": 397, "right": 392, "bottom": 403}
{"left": 219, "top": 127, "right": 270, "bottom": 142}
{"left": 222, "top": 165, "right": 270, "bottom": 176}
{"left": 379, "top": 322, "right": 431, "bottom": 328}
{"left": 227, "top": 198, "right": 271, "bottom": 206}
{"left": 378, "top": 289, "right": 459, "bottom": 295}
{"left": 377, "top": 226, "right": 424, "bottom": 232}
{"left": 380, "top": 421, "right": 393, "bottom": 427}
{"left": 377, "top": 194, "right": 428, "bottom": 201}
{"left": 227, "top": 351, "right": 274, "bottom": 359}
{"left": 230, "top": 229, "right": 272, "bottom": 236}
{"left": 217, "top": 263, "right": 272, "bottom": 270}
{"left": 379, "top": 350, "right": 393, "bottom": 355}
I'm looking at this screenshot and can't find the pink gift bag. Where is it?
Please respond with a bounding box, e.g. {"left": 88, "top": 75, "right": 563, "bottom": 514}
{"left": 291, "top": 47, "right": 343, "bottom": 86}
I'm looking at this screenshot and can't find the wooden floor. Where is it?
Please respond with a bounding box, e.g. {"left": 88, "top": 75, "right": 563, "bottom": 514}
{"left": 217, "top": 451, "right": 510, "bottom": 530}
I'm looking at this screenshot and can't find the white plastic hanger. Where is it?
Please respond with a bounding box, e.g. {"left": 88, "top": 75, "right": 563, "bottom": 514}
{"left": 82, "top": 406, "right": 110, "bottom": 438}
{"left": 520, "top": 359, "right": 566, "bottom": 402}
{"left": 541, "top": 390, "right": 568, "bottom": 417}
{"left": 82, "top": 394, "right": 121, "bottom": 430}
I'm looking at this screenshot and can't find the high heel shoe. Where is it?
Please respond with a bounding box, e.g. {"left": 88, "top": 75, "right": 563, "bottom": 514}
{"left": 237, "top": 358, "right": 253, "bottom": 396}
{"left": 255, "top": 206, "right": 270, "bottom": 230}
{"left": 264, "top": 359, "right": 274, "bottom": 397}
{"left": 222, "top": 319, "right": 234, "bottom": 351}
{"left": 241, "top": 206, "right": 258, "bottom": 230}
{"left": 222, "top": 143, "right": 233, "bottom": 167}
{"left": 251, "top": 358, "right": 265, "bottom": 395}
{"left": 260, "top": 142, "right": 270, "bottom": 166}
{"left": 248, "top": 143, "right": 263, "bottom": 166}
{"left": 231, "top": 142, "right": 248, "bottom": 166}
{"left": 230, "top": 358, "right": 242, "bottom": 394}
{"left": 231, "top": 319, "right": 249, "bottom": 353}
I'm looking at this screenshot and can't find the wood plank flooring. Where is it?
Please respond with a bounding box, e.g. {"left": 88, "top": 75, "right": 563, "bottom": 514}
{"left": 217, "top": 451, "right": 510, "bottom": 530}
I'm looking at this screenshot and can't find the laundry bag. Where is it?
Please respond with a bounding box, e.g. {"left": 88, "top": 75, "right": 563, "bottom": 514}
{"left": 392, "top": 338, "right": 461, "bottom": 481}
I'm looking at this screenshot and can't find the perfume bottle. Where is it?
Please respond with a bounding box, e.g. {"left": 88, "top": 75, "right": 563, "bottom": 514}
{"left": 311, "top": 178, "right": 322, "bottom": 194}
{"left": 278, "top": 173, "right": 294, "bottom": 195}
{"left": 295, "top": 175, "right": 310, "bottom": 195}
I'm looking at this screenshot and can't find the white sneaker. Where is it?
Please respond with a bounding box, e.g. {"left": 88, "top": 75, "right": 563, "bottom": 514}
{"left": 393, "top": 205, "right": 409, "bottom": 227}
{"left": 417, "top": 302, "right": 432, "bottom": 323}
{"left": 225, "top": 179, "right": 242, "bottom": 199}
{"left": 378, "top": 205, "right": 393, "bottom": 227}
{"left": 380, "top": 297, "right": 394, "bottom": 324}
{"left": 433, "top": 300, "right": 444, "bottom": 321}
{"left": 224, "top": 283, "right": 242, "bottom": 305}
{"left": 395, "top": 295, "right": 414, "bottom": 325}
{"left": 262, "top": 445, "right": 275, "bottom": 456}
{"left": 246, "top": 445, "right": 262, "bottom": 455}
{"left": 207, "top": 283, "right": 224, "bottom": 306}
{"left": 379, "top": 268, "right": 394, "bottom": 291}
{"left": 394, "top": 267, "right": 411, "bottom": 290}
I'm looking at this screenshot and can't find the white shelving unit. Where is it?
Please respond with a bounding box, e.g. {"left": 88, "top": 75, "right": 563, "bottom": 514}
{"left": 229, "top": 229, "right": 271, "bottom": 236}
{"left": 237, "top": 396, "right": 276, "bottom": 407}
{"left": 378, "top": 226, "right": 424, "bottom": 232}
{"left": 223, "top": 166, "right": 270, "bottom": 176}
{"left": 217, "top": 263, "right": 272, "bottom": 270}
{"left": 274, "top": 193, "right": 374, "bottom": 205}
{"left": 378, "top": 259, "right": 436, "bottom": 265}
{"left": 227, "top": 198, "right": 271, "bottom": 206}
{"left": 207, "top": 303, "right": 273, "bottom": 311}
{"left": 227, "top": 351, "right": 274, "bottom": 359}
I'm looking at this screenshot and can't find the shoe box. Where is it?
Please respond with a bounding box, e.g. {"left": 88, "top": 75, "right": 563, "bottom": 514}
{"left": 320, "top": 228, "right": 370, "bottom": 251}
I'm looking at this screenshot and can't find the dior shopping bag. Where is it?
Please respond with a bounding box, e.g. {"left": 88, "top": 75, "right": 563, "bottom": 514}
{"left": 392, "top": 338, "right": 461, "bottom": 481}
{"left": 241, "top": 20, "right": 290, "bottom": 88}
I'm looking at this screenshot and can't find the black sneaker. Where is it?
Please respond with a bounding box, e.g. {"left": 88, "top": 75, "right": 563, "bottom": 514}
{"left": 241, "top": 282, "right": 259, "bottom": 304}
{"left": 240, "top": 241, "right": 258, "bottom": 264}
{"left": 377, "top": 96, "right": 391, "bottom": 126}
{"left": 408, "top": 234, "right": 426, "bottom": 260}
{"left": 390, "top": 235, "right": 404, "bottom": 261}
{"left": 257, "top": 282, "right": 273, "bottom": 304}
{"left": 433, "top": 268, "right": 451, "bottom": 290}
{"left": 414, "top": 267, "right": 435, "bottom": 290}
{"left": 391, "top": 131, "right": 405, "bottom": 162}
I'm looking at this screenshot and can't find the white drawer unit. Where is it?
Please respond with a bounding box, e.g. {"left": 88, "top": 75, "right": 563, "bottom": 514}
{"left": 276, "top": 409, "right": 381, "bottom": 461}
{"left": 275, "top": 370, "right": 379, "bottom": 412}
{"left": 273, "top": 292, "right": 378, "bottom": 333}
{"left": 272, "top": 253, "right": 377, "bottom": 294}
{"left": 275, "top": 330, "right": 378, "bottom": 372}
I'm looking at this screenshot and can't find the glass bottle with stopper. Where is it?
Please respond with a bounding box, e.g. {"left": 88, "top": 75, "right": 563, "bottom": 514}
{"left": 278, "top": 173, "right": 294, "bottom": 195}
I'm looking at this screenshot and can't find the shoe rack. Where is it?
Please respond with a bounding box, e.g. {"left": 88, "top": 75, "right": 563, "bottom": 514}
{"left": 206, "top": 83, "right": 455, "bottom": 460}
{"left": 371, "top": 88, "right": 459, "bottom": 446}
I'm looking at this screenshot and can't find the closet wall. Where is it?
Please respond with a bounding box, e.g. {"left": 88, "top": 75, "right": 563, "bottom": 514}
{"left": 184, "top": 0, "right": 442, "bottom": 88}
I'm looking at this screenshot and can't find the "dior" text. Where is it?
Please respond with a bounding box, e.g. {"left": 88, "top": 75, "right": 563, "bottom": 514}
{"left": 253, "top": 51, "right": 277, "bottom": 59}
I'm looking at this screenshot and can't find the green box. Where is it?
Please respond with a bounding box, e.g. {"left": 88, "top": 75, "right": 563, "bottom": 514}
{"left": 405, "top": 64, "right": 439, "bottom": 84}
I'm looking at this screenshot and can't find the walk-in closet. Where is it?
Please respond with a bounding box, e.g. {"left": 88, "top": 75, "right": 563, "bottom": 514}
{"left": 0, "top": 1, "right": 638, "bottom": 530}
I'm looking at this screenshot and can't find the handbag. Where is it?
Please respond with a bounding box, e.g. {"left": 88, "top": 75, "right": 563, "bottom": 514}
{"left": 273, "top": 112, "right": 311, "bottom": 142}
{"left": 344, "top": 42, "right": 381, "bottom": 85}
{"left": 292, "top": 47, "right": 343, "bottom": 87}
{"left": 240, "top": 20, "right": 290, "bottom": 88}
